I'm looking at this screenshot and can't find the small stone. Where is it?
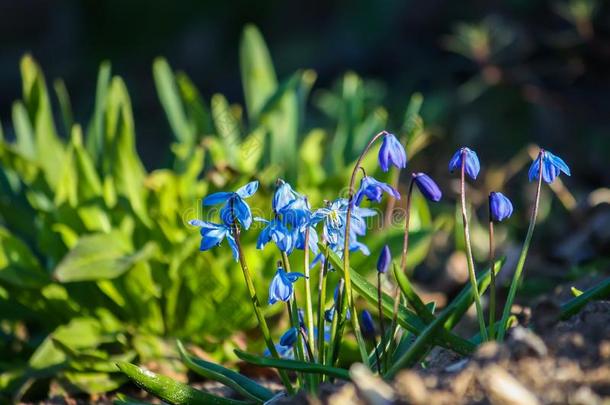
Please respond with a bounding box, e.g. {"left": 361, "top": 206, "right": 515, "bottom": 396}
{"left": 478, "top": 365, "right": 541, "bottom": 405}
{"left": 394, "top": 370, "right": 428, "bottom": 405}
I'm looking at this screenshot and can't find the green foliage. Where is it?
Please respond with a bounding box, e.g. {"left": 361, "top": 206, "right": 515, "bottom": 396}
{"left": 0, "top": 26, "right": 434, "bottom": 400}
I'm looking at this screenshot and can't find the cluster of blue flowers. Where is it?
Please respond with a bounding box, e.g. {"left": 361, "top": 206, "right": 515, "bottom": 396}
{"left": 190, "top": 129, "right": 571, "bottom": 359}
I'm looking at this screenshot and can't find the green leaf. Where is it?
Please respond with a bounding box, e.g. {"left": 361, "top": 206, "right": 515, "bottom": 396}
{"left": 116, "top": 362, "right": 251, "bottom": 405}
{"left": 234, "top": 350, "right": 350, "bottom": 380}
{"left": 86, "top": 61, "right": 111, "bottom": 161}
{"left": 239, "top": 24, "right": 277, "bottom": 120}
{"left": 11, "top": 101, "right": 35, "bottom": 159}
{"left": 210, "top": 94, "right": 240, "bottom": 165}
{"left": 560, "top": 277, "right": 610, "bottom": 320}
{"left": 53, "top": 78, "right": 74, "bottom": 137}
{"left": 54, "top": 232, "right": 156, "bottom": 282}
{"left": 0, "top": 226, "right": 48, "bottom": 288}
{"left": 177, "top": 340, "right": 273, "bottom": 402}
{"left": 20, "top": 54, "right": 65, "bottom": 189}
{"left": 153, "top": 58, "right": 194, "bottom": 145}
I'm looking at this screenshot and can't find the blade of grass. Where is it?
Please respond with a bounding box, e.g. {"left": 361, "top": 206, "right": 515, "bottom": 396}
{"left": 560, "top": 277, "right": 610, "bottom": 320}
{"left": 177, "top": 341, "right": 273, "bottom": 402}
{"left": 234, "top": 350, "right": 350, "bottom": 381}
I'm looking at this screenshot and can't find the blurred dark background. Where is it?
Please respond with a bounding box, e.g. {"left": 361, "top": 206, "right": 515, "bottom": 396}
{"left": 1, "top": 0, "right": 609, "bottom": 190}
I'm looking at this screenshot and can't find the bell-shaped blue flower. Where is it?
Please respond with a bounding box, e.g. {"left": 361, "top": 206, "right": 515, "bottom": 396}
{"left": 189, "top": 220, "right": 239, "bottom": 261}
{"left": 448, "top": 147, "right": 481, "bottom": 180}
{"left": 413, "top": 172, "right": 442, "bottom": 202}
{"left": 360, "top": 310, "right": 376, "bottom": 340}
{"left": 378, "top": 133, "right": 407, "bottom": 172}
{"left": 279, "top": 327, "right": 299, "bottom": 347}
{"left": 377, "top": 245, "right": 391, "bottom": 274}
{"left": 354, "top": 176, "right": 401, "bottom": 206}
{"left": 268, "top": 267, "right": 306, "bottom": 305}
{"left": 528, "top": 149, "right": 571, "bottom": 184}
{"left": 273, "top": 179, "right": 299, "bottom": 214}
{"left": 256, "top": 218, "right": 296, "bottom": 254}
{"left": 489, "top": 192, "right": 513, "bottom": 222}
{"left": 203, "top": 181, "right": 258, "bottom": 230}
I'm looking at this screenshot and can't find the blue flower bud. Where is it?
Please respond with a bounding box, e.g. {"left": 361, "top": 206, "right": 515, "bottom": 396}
{"left": 378, "top": 133, "right": 407, "bottom": 172}
{"left": 448, "top": 147, "right": 480, "bottom": 180}
{"left": 377, "top": 245, "right": 391, "bottom": 274}
{"left": 528, "top": 149, "right": 571, "bottom": 184}
{"left": 413, "top": 172, "right": 442, "bottom": 202}
{"left": 360, "top": 310, "right": 376, "bottom": 340}
{"left": 279, "top": 327, "right": 299, "bottom": 347}
{"left": 324, "top": 309, "right": 335, "bottom": 323}
{"left": 489, "top": 192, "right": 513, "bottom": 222}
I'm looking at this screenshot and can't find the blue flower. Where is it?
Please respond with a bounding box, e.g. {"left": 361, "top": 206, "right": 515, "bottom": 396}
{"left": 378, "top": 133, "right": 407, "bottom": 172}
{"left": 413, "top": 172, "right": 442, "bottom": 202}
{"left": 256, "top": 218, "right": 296, "bottom": 254}
{"left": 377, "top": 245, "right": 391, "bottom": 274}
{"left": 448, "top": 147, "right": 481, "bottom": 180}
{"left": 528, "top": 149, "right": 571, "bottom": 184}
{"left": 279, "top": 195, "right": 311, "bottom": 228}
{"left": 263, "top": 344, "right": 294, "bottom": 359}
{"left": 360, "top": 310, "right": 376, "bottom": 340}
{"left": 268, "top": 267, "right": 306, "bottom": 305}
{"left": 279, "top": 327, "right": 299, "bottom": 347}
{"left": 354, "top": 176, "right": 401, "bottom": 206}
{"left": 273, "top": 179, "right": 299, "bottom": 214}
{"left": 203, "top": 181, "right": 258, "bottom": 230}
{"left": 189, "top": 220, "right": 239, "bottom": 261}
{"left": 489, "top": 192, "right": 513, "bottom": 222}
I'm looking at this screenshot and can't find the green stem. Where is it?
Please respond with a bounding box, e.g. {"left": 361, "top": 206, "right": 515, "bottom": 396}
{"left": 459, "top": 153, "right": 488, "bottom": 342}
{"left": 338, "top": 130, "right": 388, "bottom": 363}
{"left": 488, "top": 215, "right": 496, "bottom": 340}
{"left": 302, "top": 227, "right": 316, "bottom": 355}
{"left": 231, "top": 222, "right": 293, "bottom": 393}
{"left": 497, "top": 152, "right": 544, "bottom": 341}
{"left": 317, "top": 252, "right": 329, "bottom": 366}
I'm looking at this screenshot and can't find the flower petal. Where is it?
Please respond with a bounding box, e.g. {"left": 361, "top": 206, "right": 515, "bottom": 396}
{"left": 203, "top": 192, "right": 233, "bottom": 206}
{"left": 236, "top": 181, "right": 259, "bottom": 199}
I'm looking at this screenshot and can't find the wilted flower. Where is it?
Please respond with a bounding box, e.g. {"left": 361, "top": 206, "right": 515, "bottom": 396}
{"left": 279, "top": 327, "right": 299, "bottom": 347}
{"left": 189, "top": 220, "right": 238, "bottom": 261}
{"left": 360, "top": 310, "right": 376, "bottom": 340}
{"left": 377, "top": 245, "right": 391, "bottom": 274}
{"left": 204, "top": 181, "right": 259, "bottom": 230}
{"left": 268, "top": 267, "right": 306, "bottom": 305}
{"left": 378, "top": 133, "right": 407, "bottom": 172}
{"left": 489, "top": 192, "right": 513, "bottom": 222}
{"left": 528, "top": 149, "right": 571, "bottom": 184}
{"left": 354, "top": 176, "right": 400, "bottom": 206}
{"left": 448, "top": 147, "right": 480, "bottom": 180}
{"left": 413, "top": 172, "right": 442, "bottom": 202}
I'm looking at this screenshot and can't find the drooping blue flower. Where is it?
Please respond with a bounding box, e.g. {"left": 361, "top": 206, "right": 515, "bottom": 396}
{"left": 413, "top": 172, "right": 442, "bottom": 202}
{"left": 273, "top": 179, "right": 299, "bottom": 214}
{"left": 204, "top": 181, "right": 259, "bottom": 230}
{"left": 354, "top": 176, "right": 401, "bottom": 206}
{"left": 377, "top": 245, "right": 391, "bottom": 274}
{"left": 489, "top": 192, "right": 513, "bottom": 222}
{"left": 280, "top": 195, "right": 312, "bottom": 228}
{"left": 279, "top": 327, "right": 299, "bottom": 347}
{"left": 256, "top": 218, "right": 296, "bottom": 254}
{"left": 360, "top": 310, "right": 376, "bottom": 340}
{"left": 378, "top": 133, "right": 407, "bottom": 172}
{"left": 528, "top": 149, "right": 571, "bottom": 184}
{"left": 189, "top": 220, "right": 239, "bottom": 261}
{"left": 448, "top": 147, "right": 481, "bottom": 180}
{"left": 268, "top": 267, "right": 306, "bottom": 305}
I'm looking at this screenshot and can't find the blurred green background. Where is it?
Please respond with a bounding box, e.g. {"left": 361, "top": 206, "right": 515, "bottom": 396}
{"left": 1, "top": 0, "right": 609, "bottom": 401}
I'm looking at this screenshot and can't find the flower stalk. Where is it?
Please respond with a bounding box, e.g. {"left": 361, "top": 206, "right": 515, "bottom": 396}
{"left": 497, "top": 152, "right": 544, "bottom": 341}
{"left": 459, "top": 151, "right": 488, "bottom": 342}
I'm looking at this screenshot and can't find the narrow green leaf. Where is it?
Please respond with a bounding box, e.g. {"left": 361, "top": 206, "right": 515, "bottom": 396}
{"left": 153, "top": 58, "right": 194, "bottom": 145}
{"left": 86, "top": 61, "right": 111, "bottom": 160}
{"left": 211, "top": 94, "right": 240, "bottom": 165}
{"left": 560, "top": 277, "right": 610, "bottom": 320}
{"left": 116, "top": 362, "right": 250, "bottom": 405}
{"left": 239, "top": 24, "right": 277, "bottom": 120}
{"left": 234, "top": 350, "right": 350, "bottom": 380}
{"left": 11, "top": 101, "right": 35, "bottom": 159}
{"left": 0, "top": 226, "right": 48, "bottom": 288}
{"left": 177, "top": 340, "right": 272, "bottom": 402}
{"left": 392, "top": 262, "right": 435, "bottom": 323}
{"left": 53, "top": 78, "right": 74, "bottom": 137}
